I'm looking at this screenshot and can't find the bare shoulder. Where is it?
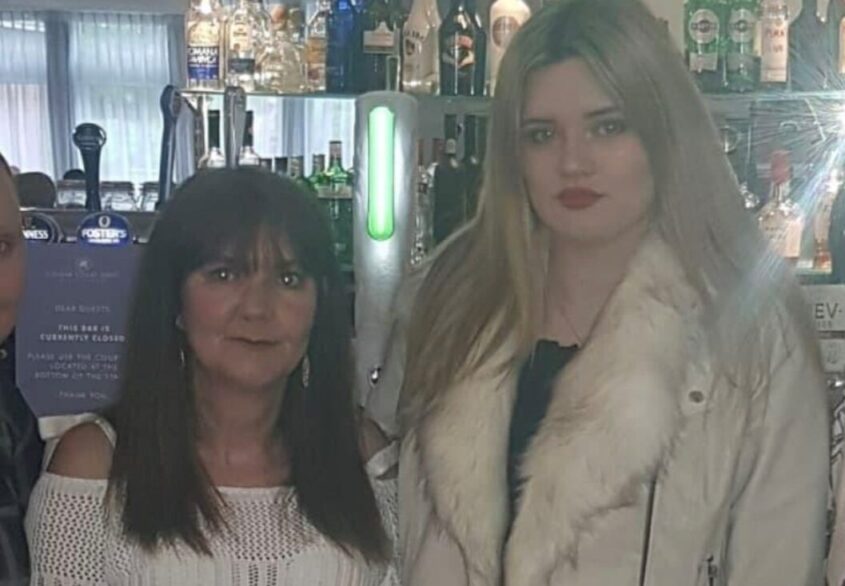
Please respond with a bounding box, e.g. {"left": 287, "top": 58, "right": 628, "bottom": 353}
{"left": 47, "top": 422, "right": 113, "bottom": 479}
{"left": 358, "top": 417, "right": 390, "bottom": 462}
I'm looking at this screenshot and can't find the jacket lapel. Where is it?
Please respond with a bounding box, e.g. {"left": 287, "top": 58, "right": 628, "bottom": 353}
{"left": 415, "top": 235, "right": 704, "bottom": 586}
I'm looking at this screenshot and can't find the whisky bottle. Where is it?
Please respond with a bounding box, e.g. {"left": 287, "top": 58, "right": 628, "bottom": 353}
{"left": 305, "top": 0, "right": 331, "bottom": 91}
{"left": 258, "top": 7, "right": 307, "bottom": 93}
{"left": 225, "top": 0, "right": 270, "bottom": 92}
{"left": 759, "top": 150, "right": 805, "bottom": 263}
{"left": 186, "top": 0, "right": 223, "bottom": 89}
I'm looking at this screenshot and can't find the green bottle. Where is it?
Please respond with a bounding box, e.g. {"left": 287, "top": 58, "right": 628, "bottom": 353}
{"left": 321, "top": 142, "right": 354, "bottom": 267}
{"left": 726, "top": 0, "right": 760, "bottom": 92}
{"left": 308, "top": 154, "right": 330, "bottom": 197}
{"left": 686, "top": 0, "right": 727, "bottom": 92}
{"left": 288, "top": 156, "right": 314, "bottom": 194}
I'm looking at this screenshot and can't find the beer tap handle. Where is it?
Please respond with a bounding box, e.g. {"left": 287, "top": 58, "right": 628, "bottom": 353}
{"left": 72, "top": 123, "right": 107, "bottom": 212}
{"left": 157, "top": 85, "right": 183, "bottom": 209}
{"left": 223, "top": 86, "right": 247, "bottom": 168}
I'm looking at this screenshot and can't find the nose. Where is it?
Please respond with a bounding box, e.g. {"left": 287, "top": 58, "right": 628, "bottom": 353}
{"left": 556, "top": 132, "right": 596, "bottom": 178}
{"left": 239, "top": 274, "right": 275, "bottom": 320}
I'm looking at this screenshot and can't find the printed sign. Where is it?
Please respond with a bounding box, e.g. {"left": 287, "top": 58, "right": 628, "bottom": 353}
{"left": 15, "top": 243, "right": 142, "bottom": 417}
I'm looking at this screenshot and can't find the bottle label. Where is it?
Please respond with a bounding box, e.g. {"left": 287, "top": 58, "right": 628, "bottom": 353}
{"left": 364, "top": 21, "right": 397, "bottom": 54}
{"left": 760, "top": 17, "right": 788, "bottom": 82}
{"left": 761, "top": 215, "right": 803, "bottom": 258}
{"left": 188, "top": 46, "right": 221, "bottom": 81}
{"left": 689, "top": 8, "right": 719, "bottom": 44}
{"left": 442, "top": 34, "right": 476, "bottom": 72}
{"left": 306, "top": 38, "right": 327, "bottom": 88}
{"left": 728, "top": 8, "right": 755, "bottom": 44}
{"left": 228, "top": 57, "right": 256, "bottom": 74}
{"left": 688, "top": 8, "right": 720, "bottom": 72}
{"left": 229, "top": 19, "right": 254, "bottom": 54}
{"left": 492, "top": 15, "right": 520, "bottom": 48}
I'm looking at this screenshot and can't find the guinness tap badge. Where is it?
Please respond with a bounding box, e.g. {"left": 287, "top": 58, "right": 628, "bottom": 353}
{"left": 21, "top": 212, "right": 63, "bottom": 243}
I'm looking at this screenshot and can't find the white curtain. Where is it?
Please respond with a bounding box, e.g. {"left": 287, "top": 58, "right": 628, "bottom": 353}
{"left": 68, "top": 12, "right": 173, "bottom": 186}
{"left": 0, "top": 11, "right": 54, "bottom": 176}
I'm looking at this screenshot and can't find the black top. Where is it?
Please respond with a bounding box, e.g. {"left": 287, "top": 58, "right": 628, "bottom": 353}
{"left": 0, "top": 335, "right": 44, "bottom": 584}
{"left": 507, "top": 340, "right": 577, "bottom": 524}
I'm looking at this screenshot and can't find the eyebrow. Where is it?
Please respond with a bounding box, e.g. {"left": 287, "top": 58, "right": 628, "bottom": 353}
{"left": 522, "top": 105, "right": 622, "bottom": 125}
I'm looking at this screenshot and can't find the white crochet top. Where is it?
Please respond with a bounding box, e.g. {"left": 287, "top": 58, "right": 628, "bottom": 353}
{"left": 25, "top": 418, "right": 399, "bottom": 586}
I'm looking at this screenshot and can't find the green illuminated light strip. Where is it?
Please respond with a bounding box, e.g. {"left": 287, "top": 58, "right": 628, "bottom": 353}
{"left": 367, "top": 106, "right": 395, "bottom": 241}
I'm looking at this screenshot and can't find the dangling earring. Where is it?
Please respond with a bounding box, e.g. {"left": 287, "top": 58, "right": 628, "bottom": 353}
{"left": 301, "top": 355, "right": 310, "bottom": 389}
{"left": 179, "top": 347, "right": 187, "bottom": 369}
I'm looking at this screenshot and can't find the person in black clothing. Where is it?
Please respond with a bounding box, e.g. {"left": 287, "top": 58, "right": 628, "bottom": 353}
{"left": 0, "top": 152, "right": 44, "bottom": 585}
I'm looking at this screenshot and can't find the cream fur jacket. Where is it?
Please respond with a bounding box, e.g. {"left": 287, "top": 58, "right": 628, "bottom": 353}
{"left": 397, "top": 236, "right": 829, "bottom": 586}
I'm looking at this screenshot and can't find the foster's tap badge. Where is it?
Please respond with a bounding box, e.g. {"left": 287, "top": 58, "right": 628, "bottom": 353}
{"left": 77, "top": 212, "right": 132, "bottom": 246}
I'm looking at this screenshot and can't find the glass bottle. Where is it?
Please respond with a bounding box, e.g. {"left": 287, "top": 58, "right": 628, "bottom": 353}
{"left": 759, "top": 149, "right": 805, "bottom": 263}
{"left": 199, "top": 109, "right": 226, "bottom": 169}
{"left": 411, "top": 138, "right": 434, "bottom": 266}
{"left": 186, "top": 0, "right": 223, "bottom": 89}
{"left": 402, "top": 0, "right": 441, "bottom": 94}
{"left": 828, "top": 0, "right": 845, "bottom": 85}
{"left": 327, "top": 0, "right": 360, "bottom": 93}
{"left": 815, "top": 165, "right": 842, "bottom": 272}
{"left": 487, "top": 0, "right": 530, "bottom": 95}
{"left": 462, "top": 114, "right": 482, "bottom": 220}
{"left": 308, "top": 154, "right": 330, "bottom": 196}
{"left": 791, "top": 0, "right": 832, "bottom": 90}
{"left": 438, "top": 0, "right": 487, "bottom": 96}
{"left": 359, "top": 0, "right": 402, "bottom": 91}
{"left": 258, "top": 8, "right": 307, "bottom": 93}
{"left": 325, "top": 141, "right": 352, "bottom": 197}
{"left": 322, "top": 142, "right": 354, "bottom": 266}
{"left": 760, "top": 0, "right": 790, "bottom": 89}
{"left": 274, "top": 156, "right": 289, "bottom": 175}
{"left": 685, "top": 0, "right": 727, "bottom": 92}
{"left": 306, "top": 0, "right": 332, "bottom": 91}
{"left": 238, "top": 111, "right": 261, "bottom": 167}
{"left": 289, "top": 155, "right": 315, "bottom": 192}
{"left": 726, "top": 0, "right": 760, "bottom": 92}
{"left": 225, "top": 0, "right": 270, "bottom": 92}
{"left": 433, "top": 115, "right": 467, "bottom": 243}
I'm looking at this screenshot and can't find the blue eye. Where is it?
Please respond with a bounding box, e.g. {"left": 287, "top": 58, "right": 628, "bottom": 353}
{"left": 593, "top": 119, "right": 628, "bottom": 137}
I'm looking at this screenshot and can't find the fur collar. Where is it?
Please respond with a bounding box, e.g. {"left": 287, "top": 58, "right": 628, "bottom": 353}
{"left": 414, "top": 235, "right": 705, "bottom": 586}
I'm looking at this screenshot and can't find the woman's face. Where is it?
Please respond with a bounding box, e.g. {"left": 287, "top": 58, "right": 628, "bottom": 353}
{"left": 0, "top": 171, "right": 24, "bottom": 343}
{"left": 180, "top": 236, "right": 317, "bottom": 393}
{"left": 520, "top": 58, "right": 655, "bottom": 246}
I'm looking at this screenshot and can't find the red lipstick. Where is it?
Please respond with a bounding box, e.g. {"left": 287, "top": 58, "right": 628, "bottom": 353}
{"left": 556, "top": 187, "right": 604, "bottom": 210}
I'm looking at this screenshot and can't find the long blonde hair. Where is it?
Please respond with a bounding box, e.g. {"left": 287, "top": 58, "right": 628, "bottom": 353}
{"left": 401, "top": 0, "right": 817, "bottom": 430}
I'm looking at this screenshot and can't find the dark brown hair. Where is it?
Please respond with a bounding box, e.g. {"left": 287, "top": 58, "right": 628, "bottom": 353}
{"left": 106, "top": 168, "right": 388, "bottom": 561}
{"left": 0, "top": 153, "right": 11, "bottom": 177}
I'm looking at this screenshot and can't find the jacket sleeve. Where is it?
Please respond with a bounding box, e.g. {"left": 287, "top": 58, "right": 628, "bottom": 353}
{"left": 725, "top": 317, "right": 829, "bottom": 586}
{"left": 399, "top": 432, "right": 468, "bottom": 586}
